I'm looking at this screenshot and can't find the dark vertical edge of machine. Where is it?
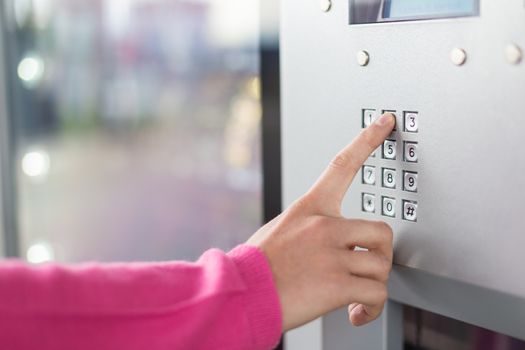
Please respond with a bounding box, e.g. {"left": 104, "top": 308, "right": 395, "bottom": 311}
{"left": 0, "top": 4, "right": 20, "bottom": 258}
{"left": 259, "top": 0, "right": 283, "bottom": 348}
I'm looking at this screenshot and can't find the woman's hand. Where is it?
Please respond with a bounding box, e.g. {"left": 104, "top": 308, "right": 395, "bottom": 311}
{"left": 247, "top": 113, "right": 396, "bottom": 331}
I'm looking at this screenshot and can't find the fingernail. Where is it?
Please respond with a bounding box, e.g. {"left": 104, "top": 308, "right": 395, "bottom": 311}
{"left": 376, "top": 113, "right": 393, "bottom": 126}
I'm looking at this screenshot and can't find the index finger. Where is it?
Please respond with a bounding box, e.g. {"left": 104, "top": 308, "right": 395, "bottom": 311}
{"left": 308, "top": 113, "right": 395, "bottom": 215}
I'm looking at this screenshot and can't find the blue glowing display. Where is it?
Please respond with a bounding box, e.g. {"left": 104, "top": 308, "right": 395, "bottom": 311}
{"left": 383, "top": 0, "right": 479, "bottom": 19}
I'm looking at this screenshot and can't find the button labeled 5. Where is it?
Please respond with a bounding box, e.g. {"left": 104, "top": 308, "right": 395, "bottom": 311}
{"left": 382, "top": 140, "right": 397, "bottom": 160}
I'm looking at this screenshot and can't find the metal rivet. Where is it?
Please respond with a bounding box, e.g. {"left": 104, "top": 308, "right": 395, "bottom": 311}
{"left": 450, "top": 48, "right": 467, "bottom": 66}
{"left": 320, "top": 0, "right": 331, "bottom": 12}
{"left": 505, "top": 44, "right": 522, "bottom": 65}
{"left": 357, "top": 50, "right": 370, "bottom": 66}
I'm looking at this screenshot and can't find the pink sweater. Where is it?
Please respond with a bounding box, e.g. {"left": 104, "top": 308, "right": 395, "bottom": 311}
{"left": 0, "top": 245, "right": 282, "bottom": 350}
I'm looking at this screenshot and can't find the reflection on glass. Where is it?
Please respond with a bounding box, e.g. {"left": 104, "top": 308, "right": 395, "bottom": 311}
{"left": 404, "top": 306, "right": 525, "bottom": 350}
{"left": 5, "top": 0, "right": 262, "bottom": 263}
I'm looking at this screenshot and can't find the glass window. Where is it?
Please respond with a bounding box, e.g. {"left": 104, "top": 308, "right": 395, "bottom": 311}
{"left": 2, "top": 0, "right": 262, "bottom": 263}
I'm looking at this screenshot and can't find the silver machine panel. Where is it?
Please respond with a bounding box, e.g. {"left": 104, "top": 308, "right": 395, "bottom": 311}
{"left": 281, "top": 0, "right": 525, "bottom": 348}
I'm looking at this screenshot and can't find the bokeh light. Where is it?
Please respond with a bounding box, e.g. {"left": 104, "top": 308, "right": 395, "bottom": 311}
{"left": 17, "top": 54, "right": 45, "bottom": 88}
{"left": 26, "top": 242, "right": 55, "bottom": 264}
{"left": 22, "top": 150, "right": 50, "bottom": 178}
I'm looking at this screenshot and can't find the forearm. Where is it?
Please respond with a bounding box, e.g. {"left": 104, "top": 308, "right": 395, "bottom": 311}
{"left": 0, "top": 245, "right": 282, "bottom": 350}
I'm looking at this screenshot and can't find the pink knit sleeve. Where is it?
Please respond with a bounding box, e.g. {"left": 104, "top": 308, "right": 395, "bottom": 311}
{"left": 0, "top": 244, "right": 282, "bottom": 350}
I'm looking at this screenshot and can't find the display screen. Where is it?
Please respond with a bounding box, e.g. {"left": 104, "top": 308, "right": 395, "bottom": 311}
{"left": 383, "top": 0, "right": 479, "bottom": 19}
{"left": 350, "top": 0, "right": 479, "bottom": 24}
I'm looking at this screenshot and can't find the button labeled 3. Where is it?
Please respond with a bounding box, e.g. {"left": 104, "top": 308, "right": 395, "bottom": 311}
{"left": 403, "top": 200, "right": 418, "bottom": 222}
{"left": 362, "top": 193, "right": 376, "bottom": 213}
{"left": 383, "top": 140, "right": 397, "bottom": 160}
{"left": 382, "top": 197, "right": 396, "bottom": 218}
{"left": 404, "top": 112, "right": 419, "bottom": 133}
{"left": 382, "top": 168, "right": 396, "bottom": 189}
{"left": 362, "top": 166, "right": 376, "bottom": 185}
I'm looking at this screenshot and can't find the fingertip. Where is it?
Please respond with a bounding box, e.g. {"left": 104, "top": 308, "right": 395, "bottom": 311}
{"left": 348, "top": 304, "right": 370, "bottom": 326}
{"left": 376, "top": 113, "right": 395, "bottom": 127}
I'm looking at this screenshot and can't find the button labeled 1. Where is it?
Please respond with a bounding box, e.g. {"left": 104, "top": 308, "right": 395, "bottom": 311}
{"left": 362, "top": 193, "right": 376, "bottom": 213}
{"left": 403, "top": 171, "right": 418, "bottom": 192}
{"left": 362, "top": 165, "right": 376, "bottom": 185}
{"left": 403, "top": 200, "right": 418, "bottom": 222}
{"left": 383, "top": 140, "right": 396, "bottom": 160}
{"left": 362, "top": 109, "right": 377, "bottom": 128}
{"left": 404, "top": 142, "right": 418, "bottom": 163}
{"left": 404, "top": 112, "right": 419, "bottom": 132}
{"left": 382, "top": 168, "right": 396, "bottom": 189}
{"left": 382, "top": 197, "right": 396, "bottom": 217}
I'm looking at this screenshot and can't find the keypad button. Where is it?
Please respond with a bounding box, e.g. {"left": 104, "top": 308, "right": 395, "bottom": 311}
{"left": 404, "top": 112, "right": 419, "bottom": 133}
{"left": 362, "top": 193, "right": 376, "bottom": 213}
{"left": 382, "top": 110, "right": 397, "bottom": 131}
{"left": 382, "top": 168, "right": 396, "bottom": 189}
{"left": 382, "top": 140, "right": 397, "bottom": 160}
{"left": 404, "top": 142, "right": 418, "bottom": 163}
{"left": 362, "top": 109, "right": 377, "bottom": 128}
{"left": 403, "top": 200, "right": 418, "bottom": 222}
{"left": 404, "top": 171, "right": 418, "bottom": 192}
{"left": 382, "top": 196, "right": 396, "bottom": 218}
{"left": 362, "top": 166, "right": 376, "bottom": 185}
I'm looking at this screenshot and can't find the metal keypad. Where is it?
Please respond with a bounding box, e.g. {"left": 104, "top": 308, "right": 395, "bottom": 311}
{"left": 361, "top": 108, "right": 419, "bottom": 223}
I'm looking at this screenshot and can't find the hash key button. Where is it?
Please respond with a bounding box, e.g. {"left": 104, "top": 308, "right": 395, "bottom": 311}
{"left": 403, "top": 200, "right": 418, "bottom": 222}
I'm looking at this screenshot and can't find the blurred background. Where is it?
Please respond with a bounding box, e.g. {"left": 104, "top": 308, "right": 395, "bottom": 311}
{"left": 0, "top": 0, "right": 278, "bottom": 263}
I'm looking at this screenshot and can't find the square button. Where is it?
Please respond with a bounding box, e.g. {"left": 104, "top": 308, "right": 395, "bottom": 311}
{"left": 362, "top": 193, "right": 376, "bottom": 213}
{"left": 404, "top": 111, "right": 419, "bottom": 133}
{"left": 382, "top": 140, "right": 397, "bottom": 160}
{"left": 403, "top": 200, "right": 418, "bottom": 222}
{"left": 403, "top": 171, "right": 418, "bottom": 192}
{"left": 362, "top": 109, "right": 377, "bottom": 128}
{"left": 382, "top": 168, "right": 396, "bottom": 189}
{"left": 362, "top": 166, "right": 376, "bottom": 185}
{"left": 382, "top": 110, "right": 397, "bottom": 131}
{"left": 404, "top": 142, "right": 418, "bottom": 163}
{"left": 382, "top": 196, "right": 396, "bottom": 218}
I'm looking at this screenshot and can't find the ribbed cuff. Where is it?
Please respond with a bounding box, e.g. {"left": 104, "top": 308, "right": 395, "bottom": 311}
{"left": 228, "top": 244, "right": 282, "bottom": 350}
